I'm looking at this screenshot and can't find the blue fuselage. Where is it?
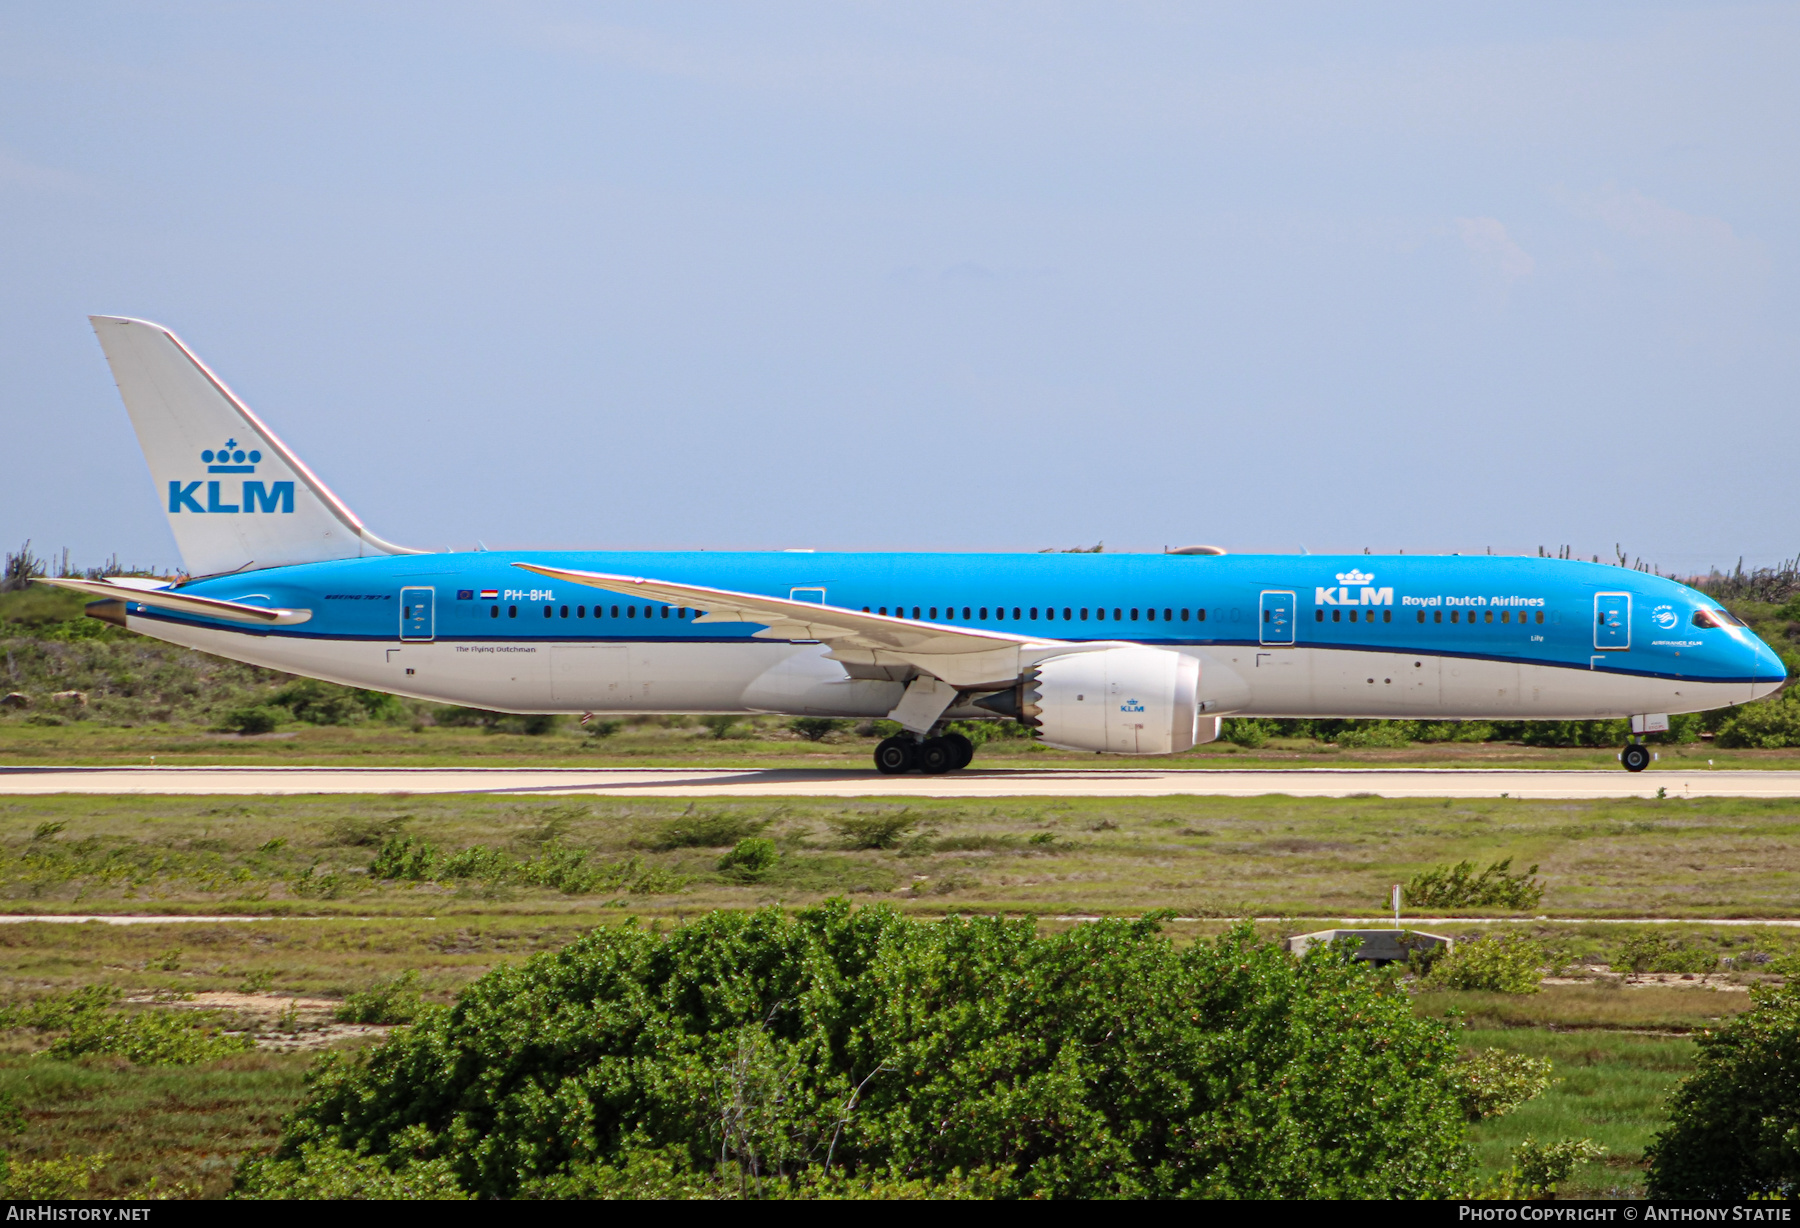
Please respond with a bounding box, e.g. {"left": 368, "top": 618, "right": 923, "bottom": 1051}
{"left": 153, "top": 551, "right": 1781, "bottom": 692}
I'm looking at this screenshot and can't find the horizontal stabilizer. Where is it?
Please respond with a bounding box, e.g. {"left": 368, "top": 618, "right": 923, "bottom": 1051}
{"left": 38, "top": 577, "right": 313, "bottom": 626}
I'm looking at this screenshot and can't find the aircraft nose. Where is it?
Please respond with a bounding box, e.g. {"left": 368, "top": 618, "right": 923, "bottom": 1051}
{"left": 1748, "top": 634, "right": 1788, "bottom": 702}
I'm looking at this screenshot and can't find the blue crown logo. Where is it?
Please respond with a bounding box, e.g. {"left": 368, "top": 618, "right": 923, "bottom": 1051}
{"left": 201, "top": 438, "right": 262, "bottom": 473}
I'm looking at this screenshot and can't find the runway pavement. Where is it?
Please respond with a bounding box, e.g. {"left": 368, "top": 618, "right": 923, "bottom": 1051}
{"left": 5, "top": 764, "right": 1800, "bottom": 799}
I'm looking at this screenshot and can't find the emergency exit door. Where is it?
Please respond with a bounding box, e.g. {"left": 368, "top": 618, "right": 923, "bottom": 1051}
{"left": 1594, "top": 592, "right": 1630, "bottom": 650}
{"left": 400, "top": 587, "right": 435, "bottom": 642}
{"left": 1259, "top": 590, "right": 1296, "bottom": 646}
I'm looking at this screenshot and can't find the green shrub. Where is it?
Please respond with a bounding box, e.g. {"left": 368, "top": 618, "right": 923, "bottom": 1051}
{"left": 1404, "top": 859, "right": 1544, "bottom": 910}
{"left": 1423, "top": 934, "right": 1544, "bottom": 994}
{"left": 1334, "top": 722, "right": 1411, "bottom": 749}
{"left": 49, "top": 1007, "right": 251, "bottom": 1064}
{"left": 651, "top": 813, "right": 770, "bottom": 851}
{"left": 235, "top": 1138, "right": 468, "bottom": 1200}
{"left": 262, "top": 905, "right": 1471, "bottom": 1199}
{"left": 584, "top": 719, "right": 623, "bottom": 739}
{"left": 788, "top": 718, "right": 846, "bottom": 742}
{"left": 1220, "top": 718, "right": 1270, "bottom": 748}
{"left": 1715, "top": 697, "right": 1800, "bottom": 749}
{"left": 1467, "top": 1137, "right": 1607, "bottom": 1198}
{"left": 1646, "top": 984, "right": 1800, "bottom": 1197}
{"left": 491, "top": 714, "right": 560, "bottom": 736}
{"left": 1613, "top": 934, "right": 1718, "bottom": 974}
{"left": 0, "top": 1151, "right": 109, "bottom": 1199}
{"left": 269, "top": 679, "right": 368, "bottom": 726}
{"left": 698, "top": 716, "right": 744, "bottom": 740}
{"left": 717, "top": 838, "right": 779, "bottom": 880}
{"left": 0, "top": 989, "right": 251, "bottom": 1064}
{"left": 1453, "top": 1048, "right": 1556, "bottom": 1121}
{"left": 336, "top": 972, "right": 427, "bottom": 1026}
{"left": 1517, "top": 720, "right": 1628, "bottom": 748}
{"left": 944, "top": 720, "right": 1029, "bottom": 748}
{"left": 220, "top": 705, "right": 284, "bottom": 735}
{"left": 828, "top": 813, "right": 918, "bottom": 850}
{"left": 368, "top": 836, "right": 438, "bottom": 881}
{"left": 435, "top": 846, "right": 511, "bottom": 881}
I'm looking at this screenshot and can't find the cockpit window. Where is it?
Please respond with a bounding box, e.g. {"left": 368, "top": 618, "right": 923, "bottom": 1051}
{"left": 1693, "top": 607, "right": 1746, "bottom": 629}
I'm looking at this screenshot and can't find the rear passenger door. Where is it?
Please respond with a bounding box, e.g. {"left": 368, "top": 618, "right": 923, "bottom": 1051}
{"left": 1259, "top": 590, "right": 1295, "bottom": 646}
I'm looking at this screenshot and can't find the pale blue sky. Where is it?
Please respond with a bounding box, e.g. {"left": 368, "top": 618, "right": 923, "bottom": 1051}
{"left": 3, "top": 2, "right": 1796, "bottom": 574}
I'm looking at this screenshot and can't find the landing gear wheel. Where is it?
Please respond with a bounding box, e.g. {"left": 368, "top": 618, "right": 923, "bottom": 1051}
{"left": 874, "top": 736, "right": 917, "bottom": 775}
{"left": 917, "top": 737, "right": 956, "bottom": 774}
{"left": 1622, "top": 744, "right": 1652, "bottom": 773}
{"left": 943, "top": 732, "right": 975, "bottom": 770}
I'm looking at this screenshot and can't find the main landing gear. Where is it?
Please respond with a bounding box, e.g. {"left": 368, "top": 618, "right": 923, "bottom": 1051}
{"left": 874, "top": 732, "right": 974, "bottom": 775}
{"left": 1621, "top": 743, "right": 1653, "bottom": 773}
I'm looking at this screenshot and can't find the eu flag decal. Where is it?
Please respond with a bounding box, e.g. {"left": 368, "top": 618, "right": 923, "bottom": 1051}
{"left": 456, "top": 590, "right": 474, "bottom": 600}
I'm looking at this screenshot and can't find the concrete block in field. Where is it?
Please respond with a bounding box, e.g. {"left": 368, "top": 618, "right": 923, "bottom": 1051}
{"left": 1283, "top": 929, "right": 1454, "bottom": 966}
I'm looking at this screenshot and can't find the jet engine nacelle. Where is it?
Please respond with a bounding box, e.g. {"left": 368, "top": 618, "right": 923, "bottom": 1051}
{"left": 985, "top": 646, "right": 1203, "bottom": 755}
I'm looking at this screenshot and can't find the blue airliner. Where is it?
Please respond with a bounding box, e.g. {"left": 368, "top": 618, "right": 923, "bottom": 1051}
{"left": 50, "top": 317, "right": 1787, "bottom": 775}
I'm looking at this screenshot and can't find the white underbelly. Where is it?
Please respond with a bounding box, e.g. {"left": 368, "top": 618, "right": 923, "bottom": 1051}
{"left": 1203, "top": 645, "right": 1737, "bottom": 719}
{"left": 124, "top": 619, "right": 902, "bottom": 716}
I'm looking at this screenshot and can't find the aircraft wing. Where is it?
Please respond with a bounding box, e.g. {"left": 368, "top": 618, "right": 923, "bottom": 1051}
{"left": 511, "top": 562, "right": 1093, "bottom": 688}
{"left": 37, "top": 577, "right": 313, "bottom": 626}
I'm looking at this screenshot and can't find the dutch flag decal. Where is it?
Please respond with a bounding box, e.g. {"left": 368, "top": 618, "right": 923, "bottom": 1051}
{"left": 480, "top": 589, "right": 499, "bottom": 600}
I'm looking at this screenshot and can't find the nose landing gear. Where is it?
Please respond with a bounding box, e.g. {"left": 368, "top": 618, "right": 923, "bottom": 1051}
{"left": 873, "top": 731, "right": 975, "bottom": 775}
{"left": 1621, "top": 743, "right": 1653, "bottom": 773}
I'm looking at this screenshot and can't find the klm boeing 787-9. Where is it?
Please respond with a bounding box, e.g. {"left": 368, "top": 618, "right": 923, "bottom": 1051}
{"left": 47, "top": 317, "right": 1787, "bottom": 775}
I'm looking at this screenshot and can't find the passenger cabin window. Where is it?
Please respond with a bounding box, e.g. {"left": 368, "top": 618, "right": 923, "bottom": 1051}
{"left": 508, "top": 605, "right": 517, "bottom": 618}
{"left": 1130, "top": 609, "right": 1139, "bottom": 621}
{"left": 1434, "top": 610, "right": 1442, "bottom": 623}
{"left": 611, "top": 605, "right": 619, "bottom": 618}
{"left": 1197, "top": 609, "right": 1206, "bottom": 622}
{"left": 490, "top": 606, "right": 498, "bottom": 619}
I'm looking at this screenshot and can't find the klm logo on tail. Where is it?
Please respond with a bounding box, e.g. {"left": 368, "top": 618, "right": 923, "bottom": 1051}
{"left": 171, "top": 437, "right": 295, "bottom": 514}
{"left": 168, "top": 439, "right": 294, "bottom": 515}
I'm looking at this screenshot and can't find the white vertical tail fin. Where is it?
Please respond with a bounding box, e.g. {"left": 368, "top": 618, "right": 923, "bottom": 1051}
{"left": 89, "top": 316, "right": 420, "bottom": 577}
